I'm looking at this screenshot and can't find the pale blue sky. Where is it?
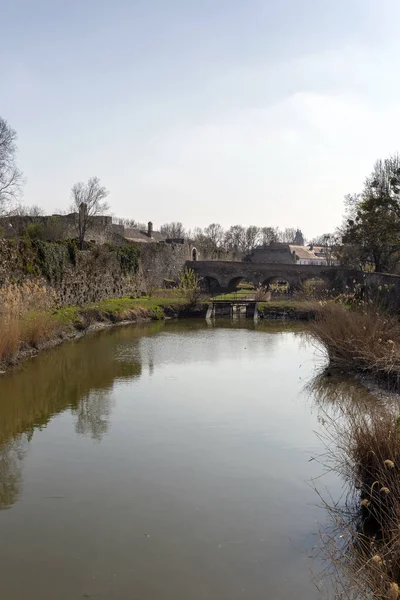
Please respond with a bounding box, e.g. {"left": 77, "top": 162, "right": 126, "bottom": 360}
{"left": 2, "top": 0, "right": 400, "bottom": 237}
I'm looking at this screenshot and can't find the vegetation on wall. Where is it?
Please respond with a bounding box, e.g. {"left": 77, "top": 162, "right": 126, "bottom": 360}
{"left": 32, "top": 240, "right": 71, "bottom": 282}
{"left": 113, "top": 244, "right": 140, "bottom": 275}
{"left": 6, "top": 239, "right": 140, "bottom": 284}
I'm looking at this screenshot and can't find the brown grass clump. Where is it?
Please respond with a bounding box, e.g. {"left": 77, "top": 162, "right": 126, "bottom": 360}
{"left": 254, "top": 285, "right": 271, "bottom": 302}
{"left": 315, "top": 402, "right": 400, "bottom": 599}
{"left": 311, "top": 303, "right": 400, "bottom": 387}
{"left": 0, "top": 282, "right": 60, "bottom": 363}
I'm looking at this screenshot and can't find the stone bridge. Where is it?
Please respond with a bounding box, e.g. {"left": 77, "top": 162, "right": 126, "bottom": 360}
{"left": 186, "top": 260, "right": 360, "bottom": 290}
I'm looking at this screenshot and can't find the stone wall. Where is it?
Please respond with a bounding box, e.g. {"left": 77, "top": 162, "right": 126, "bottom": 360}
{"left": 140, "top": 242, "right": 191, "bottom": 289}
{"left": 0, "top": 237, "right": 194, "bottom": 306}
{"left": 187, "top": 259, "right": 359, "bottom": 290}
{"left": 0, "top": 214, "right": 126, "bottom": 246}
{"left": 246, "top": 245, "right": 295, "bottom": 264}
{"left": 193, "top": 246, "right": 242, "bottom": 262}
{"left": 0, "top": 239, "right": 143, "bottom": 306}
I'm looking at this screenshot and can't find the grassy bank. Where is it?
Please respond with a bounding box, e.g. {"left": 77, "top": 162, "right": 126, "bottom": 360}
{"left": 312, "top": 303, "right": 400, "bottom": 388}
{"left": 258, "top": 300, "right": 319, "bottom": 320}
{"left": 0, "top": 291, "right": 208, "bottom": 369}
{"left": 0, "top": 281, "right": 327, "bottom": 371}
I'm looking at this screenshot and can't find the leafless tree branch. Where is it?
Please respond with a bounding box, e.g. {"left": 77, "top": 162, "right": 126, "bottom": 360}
{"left": 0, "top": 117, "right": 24, "bottom": 216}
{"left": 70, "top": 176, "right": 109, "bottom": 249}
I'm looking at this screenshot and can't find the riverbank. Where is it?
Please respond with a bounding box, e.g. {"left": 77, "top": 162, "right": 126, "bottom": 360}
{"left": 0, "top": 294, "right": 323, "bottom": 373}
{"left": 258, "top": 300, "right": 318, "bottom": 320}
{"left": 0, "top": 295, "right": 210, "bottom": 372}
{"left": 311, "top": 303, "right": 400, "bottom": 390}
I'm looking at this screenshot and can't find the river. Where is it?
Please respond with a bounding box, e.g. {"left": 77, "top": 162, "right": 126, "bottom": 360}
{"left": 0, "top": 319, "right": 362, "bottom": 599}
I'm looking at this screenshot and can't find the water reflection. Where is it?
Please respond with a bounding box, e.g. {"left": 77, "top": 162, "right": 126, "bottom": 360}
{"left": 0, "top": 326, "right": 146, "bottom": 444}
{"left": 0, "top": 435, "right": 29, "bottom": 509}
{"left": 0, "top": 324, "right": 158, "bottom": 507}
{"left": 0, "top": 319, "right": 307, "bottom": 511}
{"left": 0, "top": 319, "right": 331, "bottom": 600}
{"left": 74, "top": 390, "right": 114, "bottom": 441}
{"left": 307, "top": 369, "right": 400, "bottom": 415}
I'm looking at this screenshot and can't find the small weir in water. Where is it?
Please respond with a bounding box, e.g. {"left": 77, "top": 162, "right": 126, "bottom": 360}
{"left": 206, "top": 299, "right": 259, "bottom": 319}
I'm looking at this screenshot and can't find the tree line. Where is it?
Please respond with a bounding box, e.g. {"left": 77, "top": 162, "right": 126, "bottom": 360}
{"left": 159, "top": 222, "right": 301, "bottom": 254}
{"left": 0, "top": 116, "right": 306, "bottom": 253}
{"left": 5, "top": 113, "right": 400, "bottom": 272}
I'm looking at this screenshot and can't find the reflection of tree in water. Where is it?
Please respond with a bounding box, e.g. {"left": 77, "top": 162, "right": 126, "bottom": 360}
{"left": 0, "top": 325, "right": 147, "bottom": 508}
{"left": 0, "top": 433, "right": 29, "bottom": 509}
{"left": 74, "top": 390, "right": 113, "bottom": 441}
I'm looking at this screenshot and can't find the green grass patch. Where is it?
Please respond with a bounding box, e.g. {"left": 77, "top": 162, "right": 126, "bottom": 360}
{"left": 236, "top": 281, "right": 255, "bottom": 290}
{"left": 213, "top": 290, "right": 253, "bottom": 300}
{"left": 55, "top": 295, "right": 208, "bottom": 330}
{"left": 257, "top": 299, "right": 320, "bottom": 319}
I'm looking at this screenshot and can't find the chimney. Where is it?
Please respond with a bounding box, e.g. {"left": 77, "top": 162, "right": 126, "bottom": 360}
{"left": 147, "top": 221, "right": 153, "bottom": 238}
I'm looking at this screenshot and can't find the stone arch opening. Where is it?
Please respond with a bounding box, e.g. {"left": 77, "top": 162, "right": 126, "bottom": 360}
{"left": 192, "top": 247, "right": 198, "bottom": 261}
{"left": 262, "top": 276, "right": 292, "bottom": 297}
{"left": 299, "top": 276, "right": 331, "bottom": 299}
{"left": 200, "top": 276, "right": 220, "bottom": 292}
{"left": 227, "top": 277, "right": 255, "bottom": 292}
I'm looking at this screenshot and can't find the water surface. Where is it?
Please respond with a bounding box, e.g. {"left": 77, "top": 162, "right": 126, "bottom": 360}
{"left": 0, "top": 319, "right": 351, "bottom": 599}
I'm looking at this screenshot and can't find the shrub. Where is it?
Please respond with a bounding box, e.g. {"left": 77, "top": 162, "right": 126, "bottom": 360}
{"left": 25, "top": 222, "right": 45, "bottom": 241}
{"left": 178, "top": 268, "right": 201, "bottom": 305}
{"left": 254, "top": 284, "right": 271, "bottom": 301}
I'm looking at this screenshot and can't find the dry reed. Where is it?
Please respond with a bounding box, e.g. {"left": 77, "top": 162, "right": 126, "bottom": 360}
{"left": 311, "top": 303, "right": 400, "bottom": 387}
{"left": 0, "top": 282, "right": 59, "bottom": 363}
{"left": 254, "top": 285, "right": 271, "bottom": 301}
{"left": 313, "top": 395, "right": 400, "bottom": 600}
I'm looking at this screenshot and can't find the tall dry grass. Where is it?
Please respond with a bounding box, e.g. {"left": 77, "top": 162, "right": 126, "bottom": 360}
{"left": 0, "top": 282, "right": 59, "bottom": 363}
{"left": 254, "top": 284, "right": 271, "bottom": 301}
{"left": 314, "top": 401, "right": 400, "bottom": 600}
{"left": 311, "top": 303, "right": 400, "bottom": 387}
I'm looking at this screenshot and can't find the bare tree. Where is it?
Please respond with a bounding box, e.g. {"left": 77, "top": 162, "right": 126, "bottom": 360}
{"left": 203, "top": 223, "right": 225, "bottom": 248}
{"left": 13, "top": 204, "right": 44, "bottom": 217}
{"left": 224, "top": 225, "right": 246, "bottom": 252}
{"left": 160, "top": 221, "right": 186, "bottom": 239}
{"left": 113, "top": 216, "right": 147, "bottom": 230}
{"left": 243, "top": 225, "right": 261, "bottom": 253}
{"left": 318, "top": 233, "right": 340, "bottom": 266}
{"left": 0, "top": 118, "right": 24, "bottom": 216}
{"left": 70, "top": 177, "right": 109, "bottom": 249}
{"left": 277, "top": 227, "right": 297, "bottom": 243}
{"left": 260, "top": 226, "right": 279, "bottom": 246}
{"left": 192, "top": 223, "right": 225, "bottom": 256}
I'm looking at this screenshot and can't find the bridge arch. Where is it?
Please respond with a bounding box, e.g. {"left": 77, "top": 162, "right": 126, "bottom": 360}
{"left": 262, "top": 275, "right": 294, "bottom": 296}
{"left": 186, "top": 260, "right": 357, "bottom": 295}
{"left": 227, "top": 276, "right": 257, "bottom": 291}
{"left": 200, "top": 275, "right": 221, "bottom": 291}
{"left": 298, "top": 274, "right": 331, "bottom": 298}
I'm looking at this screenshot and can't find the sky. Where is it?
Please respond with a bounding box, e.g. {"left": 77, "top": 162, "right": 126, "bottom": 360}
{"left": 2, "top": 0, "right": 400, "bottom": 239}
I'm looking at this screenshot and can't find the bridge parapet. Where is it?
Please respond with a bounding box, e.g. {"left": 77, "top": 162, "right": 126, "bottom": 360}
{"left": 186, "top": 260, "right": 360, "bottom": 291}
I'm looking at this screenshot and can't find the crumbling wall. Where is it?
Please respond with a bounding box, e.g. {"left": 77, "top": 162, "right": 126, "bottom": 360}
{"left": 0, "top": 239, "right": 143, "bottom": 306}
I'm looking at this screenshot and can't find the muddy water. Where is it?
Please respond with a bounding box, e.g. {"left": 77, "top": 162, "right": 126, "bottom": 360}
{"left": 0, "top": 319, "right": 354, "bottom": 599}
